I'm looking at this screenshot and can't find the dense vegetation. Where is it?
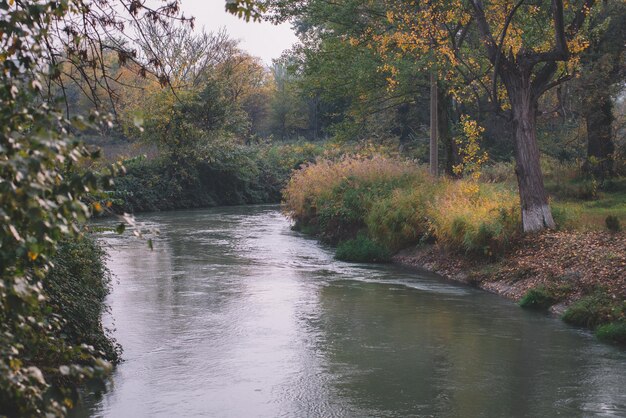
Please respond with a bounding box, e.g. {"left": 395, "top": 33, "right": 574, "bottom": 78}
{"left": 45, "top": 237, "right": 120, "bottom": 364}
{"left": 0, "top": 0, "right": 189, "bottom": 415}
{"left": 283, "top": 156, "right": 521, "bottom": 257}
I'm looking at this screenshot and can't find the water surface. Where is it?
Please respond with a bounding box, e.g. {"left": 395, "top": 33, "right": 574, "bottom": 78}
{"left": 79, "top": 205, "right": 626, "bottom": 417}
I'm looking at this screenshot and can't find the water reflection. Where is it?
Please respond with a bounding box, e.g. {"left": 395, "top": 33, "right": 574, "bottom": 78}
{"left": 77, "top": 206, "right": 626, "bottom": 418}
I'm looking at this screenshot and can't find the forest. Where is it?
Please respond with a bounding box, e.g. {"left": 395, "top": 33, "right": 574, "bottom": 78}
{"left": 0, "top": 0, "right": 625, "bottom": 416}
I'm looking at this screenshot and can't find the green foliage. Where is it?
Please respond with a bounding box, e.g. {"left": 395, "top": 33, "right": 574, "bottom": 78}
{"left": 366, "top": 185, "right": 435, "bottom": 251}
{"left": 595, "top": 322, "right": 626, "bottom": 345}
{"left": 111, "top": 141, "right": 328, "bottom": 213}
{"left": 519, "top": 287, "right": 557, "bottom": 310}
{"left": 317, "top": 175, "right": 413, "bottom": 242}
{"left": 562, "top": 292, "right": 625, "bottom": 329}
{"left": 0, "top": 2, "right": 123, "bottom": 415}
{"left": 225, "top": 0, "right": 265, "bottom": 22}
{"left": 335, "top": 235, "right": 391, "bottom": 263}
{"left": 45, "top": 237, "right": 120, "bottom": 363}
{"left": 605, "top": 215, "right": 621, "bottom": 232}
{"left": 550, "top": 205, "right": 580, "bottom": 231}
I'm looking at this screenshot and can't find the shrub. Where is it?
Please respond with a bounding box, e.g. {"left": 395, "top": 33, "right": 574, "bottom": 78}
{"left": 112, "top": 145, "right": 284, "bottom": 213}
{"left": 605, "top": 215, "right": 621, "bottom": 232}
{"left": 562, "top": 292, "right": 623, "bottom": 329}
{"left": 595, "top": 322, "right": 626, "bottom": 345}
{"left": 335, "top": 235, "right": 391, "bottom": 263}
{"left": 283, "top": 157, "right": 522, "bottom": 257}
{"left": 519, "top": 287, "right": 557, "bottom": 310}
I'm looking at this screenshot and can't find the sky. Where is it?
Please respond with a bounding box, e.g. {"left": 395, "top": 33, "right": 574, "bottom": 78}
{"left": 179, "top": 0, "right": 299, "bottom": 64}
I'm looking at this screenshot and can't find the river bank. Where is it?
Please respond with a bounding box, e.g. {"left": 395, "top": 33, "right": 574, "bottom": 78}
{"left": 281, "top": 156, "right": 626, "bottom": 345}
{"left": 394, "top": 230, "right": 626, "bottom": 344}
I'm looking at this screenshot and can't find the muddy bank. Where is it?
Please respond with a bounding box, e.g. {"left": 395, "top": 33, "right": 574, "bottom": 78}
{"left": 393, "top": 231, "right": 626, "bottom": 339}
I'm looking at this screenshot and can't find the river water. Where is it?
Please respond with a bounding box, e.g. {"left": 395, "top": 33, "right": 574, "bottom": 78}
{"left": 78, "top": 205, "right": 626, "bottom": 417}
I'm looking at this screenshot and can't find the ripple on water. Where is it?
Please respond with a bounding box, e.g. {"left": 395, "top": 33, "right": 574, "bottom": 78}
{"left": 81, "top": 206, "right": 626, "bottom": 418}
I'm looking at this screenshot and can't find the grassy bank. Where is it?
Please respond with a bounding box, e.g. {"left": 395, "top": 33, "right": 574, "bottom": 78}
{"left": 46, "top": 236, "right": 121, "bottom": 364}
{"left": 283, "top": 155, "right": 520, "bottom": 257}
{"left": 282, "top": 156, "right": 626, "bottom": 345}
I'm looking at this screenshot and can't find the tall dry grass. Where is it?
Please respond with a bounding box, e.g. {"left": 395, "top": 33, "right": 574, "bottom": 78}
{"left": 282, "top": 155, "right": 419, "bottom": 225}
{"left": 283, "top": 155, "right": 521, "bottom": 256}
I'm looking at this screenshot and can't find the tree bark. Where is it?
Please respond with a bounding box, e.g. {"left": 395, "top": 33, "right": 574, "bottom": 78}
{"left": 584, "top": 96, "right": 615, "bottom": 179}
{"left": 504, "top": 74, "right": 556, "bottom": 232}
{"left": 440, "top": 92, "right": 460, "bottom": 176}
{"left": 430, "top": 71, "right": 439, "bottom": 177}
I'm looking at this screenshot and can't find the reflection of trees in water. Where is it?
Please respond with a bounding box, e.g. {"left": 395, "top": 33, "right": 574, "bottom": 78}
{"left": 313, "top": 281, "right": 624, "bottom": 417}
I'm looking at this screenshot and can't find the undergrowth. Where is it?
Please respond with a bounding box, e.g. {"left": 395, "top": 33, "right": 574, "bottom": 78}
{"left": 335, "top": 235, "right": 392, "bottom": 263}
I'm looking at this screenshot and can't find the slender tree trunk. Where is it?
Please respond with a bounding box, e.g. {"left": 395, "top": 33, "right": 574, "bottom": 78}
{"left": 439, "top": 92, "right": 459, "bottom": 176}
{"left": 505, "top": 75, "right": 556, "bottom": 232}
{"left": 584, "top": 96, "right": 615, "bottom": 178}
{"left": 430, "top": 71, "right": 439, "bottom": 177}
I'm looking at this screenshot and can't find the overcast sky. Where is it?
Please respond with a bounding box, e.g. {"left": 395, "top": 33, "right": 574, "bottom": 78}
{"left": 179, "top": 0, "right": 298, "bottom": 64}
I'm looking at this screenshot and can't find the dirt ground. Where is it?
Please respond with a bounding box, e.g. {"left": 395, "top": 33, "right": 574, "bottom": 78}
{"left": 394, "top": 230, "right": 626, "bottom": 315}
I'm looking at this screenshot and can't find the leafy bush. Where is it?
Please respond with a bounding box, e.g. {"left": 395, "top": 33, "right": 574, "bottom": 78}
{"left": 110, "top": 141, "right": 335, "bottom": 214}
{"left": 283, "top": 156, "right": 421, "bottom": 241}
{"left": 1, "top": 3, "right": 118, "bottom": 413}
{"left": 519, "top": 287, "right": 557, "bottom": 310}
{"left": 605, "top": 215, "right": 621, "bottom": 232}
{"left": 335, "top": 235, "right": 391, "bottom": 263}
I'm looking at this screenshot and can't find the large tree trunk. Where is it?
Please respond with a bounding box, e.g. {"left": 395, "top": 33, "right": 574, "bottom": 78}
{"left": 584, "top": 96, "right": 615, "bottom": 179}
{"left": 505, "top": 75, "right": 556, "bottom": 232}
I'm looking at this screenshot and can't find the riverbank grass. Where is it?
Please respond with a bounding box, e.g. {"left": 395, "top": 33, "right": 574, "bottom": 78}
{"left": 283, "top": 156, "right": 520, "bottom": 259}
{"left": 335, "top": 235, "right": 392, "bottom": 263}
{"left": 518, "top": 287, "right": 558, "bottom": 310}
{"left": 595, "top": 322, "right": 626, "bottom": 344}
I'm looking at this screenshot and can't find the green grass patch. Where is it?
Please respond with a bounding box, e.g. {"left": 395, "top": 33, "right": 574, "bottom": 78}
{"left": 519, "top": 287, "right": 557, "bottom": 310}
{"left": 595, "top": 322, "right": 626, "bottom": 345}
{"left": 562, "top": 292, "right": 624, "bottom": 329}
{"left": 335, "top": 235, "right": 391, "bottom": 263}
{"left": 551, "top": 181, "right": 626, "bottom": 231}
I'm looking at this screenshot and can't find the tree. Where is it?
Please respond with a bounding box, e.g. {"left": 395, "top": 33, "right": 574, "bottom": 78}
{"left": 362, "top": 0, "right": 598, "bottom": 232}
{"left": 574, "top": 2, "right": 625, "bottom": 178}
{"left": 269, "top": 60, "right": 310, "bottom": 139}
{"left": 1, "top": 0, "right": 186, "bottom": 415}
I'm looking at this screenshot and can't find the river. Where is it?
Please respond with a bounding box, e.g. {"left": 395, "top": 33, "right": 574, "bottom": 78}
{"left": 77, "top": 205, "right": 626, "bottom": 417}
